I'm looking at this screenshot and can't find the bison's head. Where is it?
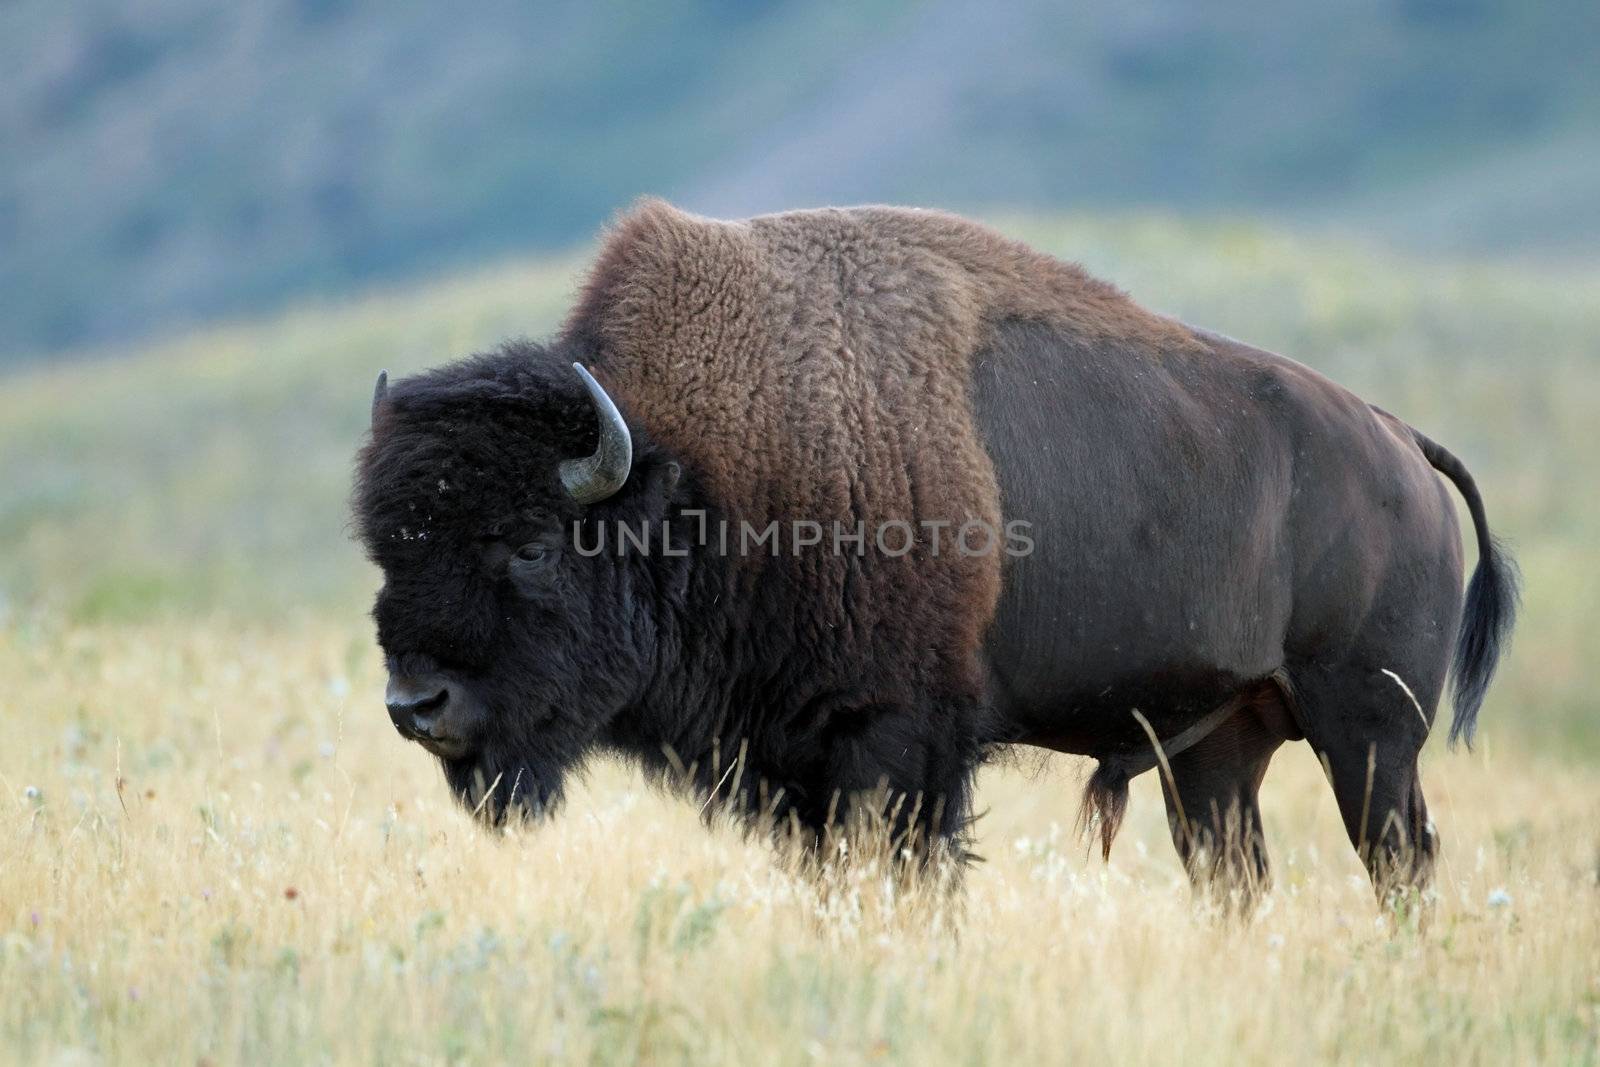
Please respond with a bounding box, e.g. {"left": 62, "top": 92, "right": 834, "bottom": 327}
{"left": 354, "top": 343, "right": 682, "bottom": 823}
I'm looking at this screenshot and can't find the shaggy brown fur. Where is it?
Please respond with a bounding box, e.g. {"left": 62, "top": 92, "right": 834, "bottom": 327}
{"left": 561, "top": 199, "right": 1202, "bottom": 706}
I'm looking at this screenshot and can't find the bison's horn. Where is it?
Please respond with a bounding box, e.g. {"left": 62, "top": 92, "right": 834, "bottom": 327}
{"left": 371, "top": 370, "right": 389, "bottom": 425}
{"left": 560, "top": 363, "right": 633, "bottom": 505}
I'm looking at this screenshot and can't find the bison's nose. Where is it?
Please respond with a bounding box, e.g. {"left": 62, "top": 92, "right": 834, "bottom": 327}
{"left": 386, "top": 676, "right": 450, "bottom": 738}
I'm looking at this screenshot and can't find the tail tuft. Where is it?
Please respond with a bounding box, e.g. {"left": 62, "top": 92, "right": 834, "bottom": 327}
{"left": 1449, "top": 533, "right": 1521, "bottom": 748}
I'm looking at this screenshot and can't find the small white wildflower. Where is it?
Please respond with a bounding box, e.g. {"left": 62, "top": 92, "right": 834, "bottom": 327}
{"left": 1266, "top": 933, "right": 1285, "bottom": 950}
{"left": 326, "top": 676, "right": 350, "bottom": 699}
{"left": 1487, "top": 887, "right": 1512, "bottom": 909}
{"left": 1013, "top": 837, "right": 1031, "bottom": 852}
{"left": 23, "top": 785, "right": 41, "bottom": 802}
{"left": 317, "top": 740, "right": 336, "bottom": 759}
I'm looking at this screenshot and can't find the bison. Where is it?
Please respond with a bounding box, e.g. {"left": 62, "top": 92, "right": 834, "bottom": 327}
{"left": 355, "top": 200, "right": 1516, "bottom": 898}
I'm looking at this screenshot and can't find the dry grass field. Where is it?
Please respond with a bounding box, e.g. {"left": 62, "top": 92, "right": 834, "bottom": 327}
{"left": 2, "top": 215, "right": 1598, "bottom": 1064}
{"left": 3, "top": 621, "right": 1596, "bottom": 1065}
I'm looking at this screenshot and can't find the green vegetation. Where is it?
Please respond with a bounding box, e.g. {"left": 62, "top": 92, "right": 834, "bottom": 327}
{"left": 2, "top": 213, "right": 1596, "bottom": 755}
{"left": 5, "top": 0, "right": 1599, "bottom": 359}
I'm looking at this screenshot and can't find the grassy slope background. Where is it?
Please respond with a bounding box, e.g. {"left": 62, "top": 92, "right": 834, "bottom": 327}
{"left": 2, "top": 215, "right": 1598, "bottom": 1064}
{"left": 6, "top": 0, "right": 1600, "bottom": 359}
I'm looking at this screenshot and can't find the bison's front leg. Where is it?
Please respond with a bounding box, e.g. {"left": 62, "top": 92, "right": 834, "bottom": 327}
{"left": 801, "top": 700, "right": 985, "bottom": 869}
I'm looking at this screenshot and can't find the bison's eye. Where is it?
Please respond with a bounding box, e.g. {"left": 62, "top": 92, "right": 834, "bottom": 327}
{"left": 507, "top": 535, "right": 561, "bottom": 594}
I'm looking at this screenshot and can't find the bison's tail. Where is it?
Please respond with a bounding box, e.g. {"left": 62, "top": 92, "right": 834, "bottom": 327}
{"left": 1409, "top": 426, "right": 1521, "bottom": 748}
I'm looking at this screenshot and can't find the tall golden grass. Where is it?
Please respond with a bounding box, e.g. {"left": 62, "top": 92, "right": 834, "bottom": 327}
{"left": 2, "top": 620, "right": 1596, "bottom": 1064}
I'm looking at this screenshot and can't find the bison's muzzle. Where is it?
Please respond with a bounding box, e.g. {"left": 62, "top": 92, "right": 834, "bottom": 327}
{"left": 386, "top": 673, "right": 477, "bottom": 760}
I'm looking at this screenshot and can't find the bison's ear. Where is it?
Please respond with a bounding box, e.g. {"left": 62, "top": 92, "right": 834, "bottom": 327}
{"left": 620, "top": 457, "right": 683, "bottom": 517}
{"left": 623, "top": 457, "right": 681, "bottom": 513}
{"left": 654, "top": 460, "right": 682, "bottom": 498}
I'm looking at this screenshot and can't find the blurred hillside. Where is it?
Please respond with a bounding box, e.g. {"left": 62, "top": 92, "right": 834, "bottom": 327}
{"left": 4, "top": 0, "right": 1599, "bottom": 361}
{"left": 2, "top": 213, "right": 1596, "bottom": 752}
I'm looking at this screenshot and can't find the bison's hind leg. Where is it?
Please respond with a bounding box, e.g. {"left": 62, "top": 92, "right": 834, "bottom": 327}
{"left": 1293, "top": 657, "right": 1444, "bottom": 908}
{"left": 1157, "top": 687, "right": 1290, "bottom": 909}
{"left": 1075, "top": 683, "right": 1292, "bottom": 908}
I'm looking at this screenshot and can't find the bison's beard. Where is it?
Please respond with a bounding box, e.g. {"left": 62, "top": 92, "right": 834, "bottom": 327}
{"left": 439, "top": 749, "right": 571, "bottom": 827}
